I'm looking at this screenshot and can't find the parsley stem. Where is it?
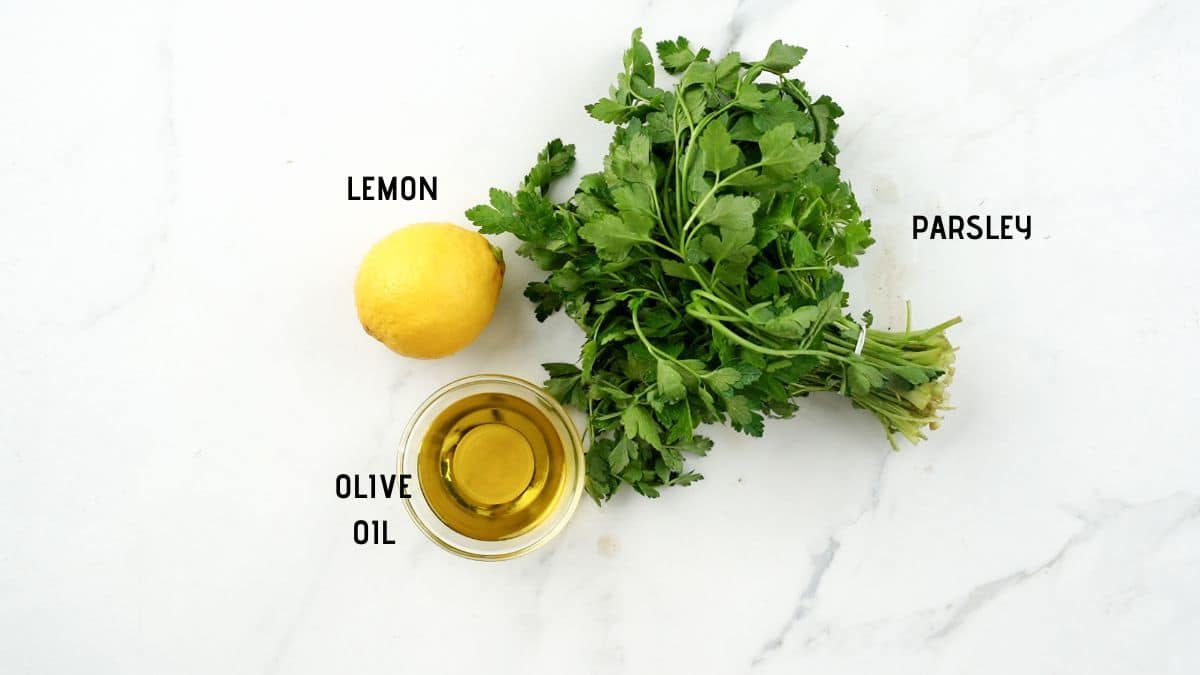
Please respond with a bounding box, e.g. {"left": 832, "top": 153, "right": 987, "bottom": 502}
{"left": 662, "top": 154, "right": 678, "bottom": 235}
{"left": 781, "top": 79, "right": 823, "bottom": 145}
{"left": 675, "top": 100, "right": 738, "bottom": 226}
{"left": 629, "top": 294, "right": 707, "bottom": 381}
{"left": 625, "top": 287, "right": 680, "bottom": 316}
{"left": 795, "top": 198, "right": 818, "bottom": 228}
{"left": 835, "top": 315, "right": 962, "bottom": 340}
{"left": 586, "top": 397, "right": 595, "bottom": 445}
{"left": 672, "top": 99, "right": 686, "bottom": 233}
{"left": 692, "top": 290, "right": 751, "bottom": 321}
{"left": 676, "top": 93, "right": 699, "bottom": 195}
{"left": 643, "top": 237, "right": 687, "bottom": 261}
{"left": 701, "top": 312, "right": 747, "bottom": 323}
{"left": 629, "top": 296, "right": 676, "bottom": 365}
{"left": 645, "top": 173, "right": 670, "bottom": 241}
{"left": 688, "top": 267, "right": 716, "bottom": 295}
{"left": 774, "top": 239, "right": 805, "bottom": 292}
{"left": 691, "top": 309, "right": 857, "bottom": 365}
{"left": 679, "top": 162, "right": 767, "bottom": 245}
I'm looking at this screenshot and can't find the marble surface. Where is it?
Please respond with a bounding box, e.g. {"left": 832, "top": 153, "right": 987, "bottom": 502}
{"left": 3, "top": 1, "right": 1199, "bottom": 673}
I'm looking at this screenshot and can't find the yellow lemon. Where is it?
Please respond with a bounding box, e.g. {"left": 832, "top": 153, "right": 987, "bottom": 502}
{"left": 354, "top": 222, "right": 504, "bottom": 359}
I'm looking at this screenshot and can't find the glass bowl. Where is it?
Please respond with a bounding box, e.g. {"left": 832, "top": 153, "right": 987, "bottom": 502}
{"left": 398, "top": 374, "right": 585, "bottom": 560}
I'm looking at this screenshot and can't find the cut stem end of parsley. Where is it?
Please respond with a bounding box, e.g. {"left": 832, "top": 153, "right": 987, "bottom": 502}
{"left": 468, "top": 29, "right": 961, "bottom": 503}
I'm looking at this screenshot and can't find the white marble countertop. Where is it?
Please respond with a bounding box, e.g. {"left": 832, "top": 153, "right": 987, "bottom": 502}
{"left": 3, "top": 1, "right": 1199, "bottom": 673}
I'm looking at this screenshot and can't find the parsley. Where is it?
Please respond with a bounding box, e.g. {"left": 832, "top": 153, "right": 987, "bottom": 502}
{"left": 468, "top": 30, "right": 961, "bottom": 503}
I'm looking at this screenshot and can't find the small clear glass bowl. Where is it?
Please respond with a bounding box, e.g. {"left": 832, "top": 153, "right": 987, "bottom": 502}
{"left": 398, "top": 374, "right": 585, "bottom": 561}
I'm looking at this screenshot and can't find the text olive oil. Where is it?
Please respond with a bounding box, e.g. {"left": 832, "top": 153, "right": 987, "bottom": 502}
{"left": 417, "top": 392, "right": 567, "bottom": 541}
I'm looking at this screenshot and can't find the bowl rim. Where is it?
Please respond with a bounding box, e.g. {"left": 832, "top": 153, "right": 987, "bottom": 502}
{"left": 398, "top": 373, "right": 585, "bottom": 561}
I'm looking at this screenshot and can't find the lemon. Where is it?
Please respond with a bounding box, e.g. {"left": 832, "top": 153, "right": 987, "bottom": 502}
{"left": 354, "top": 222, "right": 504, "bottom": 359}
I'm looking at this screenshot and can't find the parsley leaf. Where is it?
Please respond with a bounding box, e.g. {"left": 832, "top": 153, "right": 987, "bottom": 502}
{"left": 759, "top": 40, "right": 807, "bottom": 75}
{"left": 698, "top": 118, "right": 740, "bottom": 173}
{"left": 579, "top": 213, "right": 652, "bottom": 260}
{"left": 656, "top": 36, "right": 711, "bottom": 74}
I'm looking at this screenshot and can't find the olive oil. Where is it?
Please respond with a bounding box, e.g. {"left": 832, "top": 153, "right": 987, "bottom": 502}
{"left": 417, "top": 392, "right": 567, "bottom": 541}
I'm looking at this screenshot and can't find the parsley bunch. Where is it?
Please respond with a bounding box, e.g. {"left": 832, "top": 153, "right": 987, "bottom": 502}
{"left": 468, "top": 30, "right": 960, "bottom": 502}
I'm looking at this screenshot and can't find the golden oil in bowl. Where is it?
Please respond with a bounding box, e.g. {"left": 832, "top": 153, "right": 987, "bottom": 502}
{"left": 417, "top": 391, "right": 568, "bottom": 541}
{"left": 400, "top": 374, "right": 583, "bottom": 560}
